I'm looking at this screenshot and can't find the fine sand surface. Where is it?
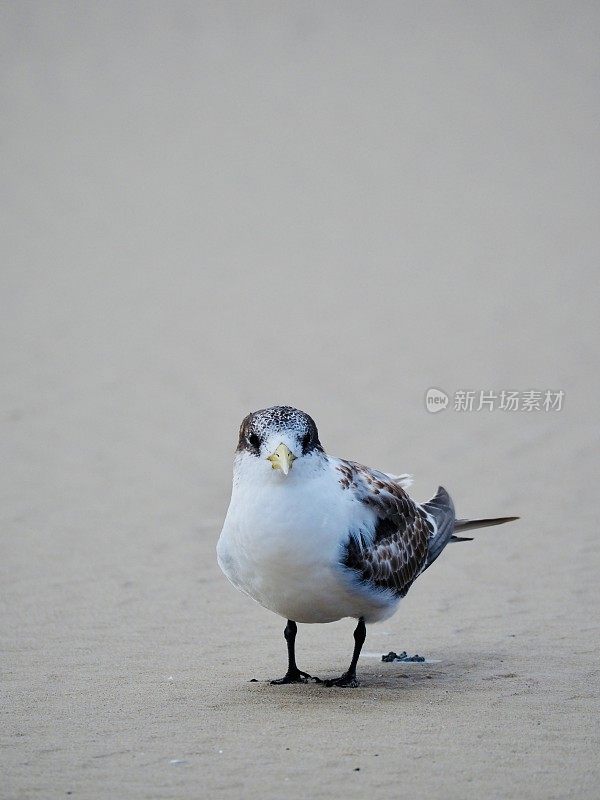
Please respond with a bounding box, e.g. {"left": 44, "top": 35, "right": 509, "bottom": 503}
{"left": 2, "top": 4, "right": 599, "bottom": 799}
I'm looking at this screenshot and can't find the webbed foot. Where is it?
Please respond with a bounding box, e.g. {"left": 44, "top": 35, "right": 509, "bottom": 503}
{"left": 323, "top": 671, "right": 360, "bottom": 688}
{"left": 271, "top": 669, "right": 320, "bottom": 685}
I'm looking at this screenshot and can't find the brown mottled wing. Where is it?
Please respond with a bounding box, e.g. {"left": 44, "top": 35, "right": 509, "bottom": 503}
{"left": 338, "top": 460, "right": 433, "bottom": 597}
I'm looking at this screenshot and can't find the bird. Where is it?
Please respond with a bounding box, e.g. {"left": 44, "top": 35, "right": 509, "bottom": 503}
{"left": 217, "top": 406, "right": 518, "bottom": 687}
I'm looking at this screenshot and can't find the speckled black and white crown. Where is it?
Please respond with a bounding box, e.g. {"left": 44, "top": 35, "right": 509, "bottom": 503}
{"left": 236, "top": 405, "right": 323, "bottom": 456}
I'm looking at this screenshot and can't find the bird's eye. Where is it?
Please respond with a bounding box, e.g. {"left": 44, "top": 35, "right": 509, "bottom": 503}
{"left": 301, "top": 432, "right": 311, "bottom": 451}
{"left": 248, "top": 433, "right": 260, "bottom": 450}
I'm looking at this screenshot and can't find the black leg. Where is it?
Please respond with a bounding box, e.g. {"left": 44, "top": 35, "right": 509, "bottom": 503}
{"left": 270, "top": 620, "right": 318, "bottom": 684}
{"left": 324, "top": 617, "right": 366, "bottom": 688}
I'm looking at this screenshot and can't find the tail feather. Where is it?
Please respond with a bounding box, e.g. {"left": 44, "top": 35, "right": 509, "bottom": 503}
{"left": 422, "top": 486, "right": 455, "bottom": 569}
{"left": 454, "top": 516, "right": 519, "bottom": 531}
{"left": 422, "top": 488, "right": 519, "bottom": 568}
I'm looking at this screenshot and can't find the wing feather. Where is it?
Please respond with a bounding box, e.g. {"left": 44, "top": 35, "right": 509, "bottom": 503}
{"left": 336, "top": 460, "right": 433, "bottom": 597}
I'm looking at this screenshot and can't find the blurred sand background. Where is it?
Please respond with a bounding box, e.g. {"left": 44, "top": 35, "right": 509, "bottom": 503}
{"left": 2, "top": 2, "right": 599, "bottom": 798}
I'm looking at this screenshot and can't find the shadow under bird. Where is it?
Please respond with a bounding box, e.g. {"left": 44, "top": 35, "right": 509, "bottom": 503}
{"left": 217, "top": 406, "right": 518, "bottom": 687}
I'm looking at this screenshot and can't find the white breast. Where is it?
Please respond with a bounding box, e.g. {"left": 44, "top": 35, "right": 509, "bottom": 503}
{"left": 216, "top": 454, "right": 399, "bottom": 624}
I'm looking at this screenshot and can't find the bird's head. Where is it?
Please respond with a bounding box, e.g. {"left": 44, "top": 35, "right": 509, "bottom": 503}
{"left": 235, "top": 406, "right": 325, "bottom": 479}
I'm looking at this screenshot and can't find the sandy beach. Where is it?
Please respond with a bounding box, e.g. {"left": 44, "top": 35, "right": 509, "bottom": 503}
{"left": 2, "top": 3, "right": 599, "bottom": 798}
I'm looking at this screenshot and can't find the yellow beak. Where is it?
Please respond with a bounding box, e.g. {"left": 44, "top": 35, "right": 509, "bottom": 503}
{"left": 266, "top": 443, "right": 296, "bottom": 475}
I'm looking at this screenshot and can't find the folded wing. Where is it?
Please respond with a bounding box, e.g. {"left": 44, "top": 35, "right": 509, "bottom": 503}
{"left": 337, "top": 460, "right": 433, "bottom": 597}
